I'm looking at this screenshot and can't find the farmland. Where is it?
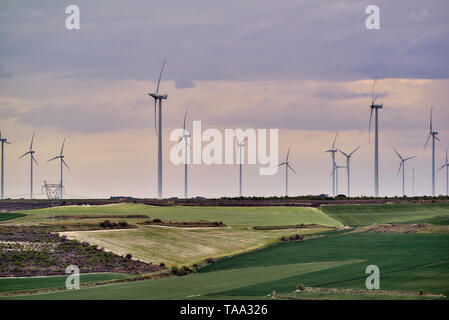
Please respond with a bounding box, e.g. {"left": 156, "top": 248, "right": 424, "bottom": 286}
{"left": 3, "top": 231, "right": 448, "bottom": 300}
{"left": 321, "top": 202, "right": 449, "bottom": 227}
{"left": 1, "top": 201, "right": 449, "bottom": 300}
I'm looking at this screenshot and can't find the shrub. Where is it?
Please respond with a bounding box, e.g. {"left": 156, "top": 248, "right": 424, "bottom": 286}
{"left": 125, "top": 253, "right": 132, "bottom": 260}
{"left": 152, "top": 218, "right": 162, "bottom": 223}
{"left": 296, "top": 283, "right": 305, "bottom": 291}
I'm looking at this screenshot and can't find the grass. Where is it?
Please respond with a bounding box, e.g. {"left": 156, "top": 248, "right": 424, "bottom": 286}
{"left": 0, "top": 273, "right": 132, "bottom": 294}
{"left": 9, "top": 203, "right": 343, "bottom": 228}
{"left": 59, "top": 225, "right": 331, "bottom": 267}
{"left": 1, "top": 260, "right": 358, "bottom": 300}
{"left": 4, "top": 231, "right": 448, "bottom": 300}
{"left": 0, "top": 213, "right": 27, "bottom": 222}
{"left": 321, "top": 203, "right": 449, "bottom": 227}
{"left": 200, "top": 232, "right": 449, "bottom": 299}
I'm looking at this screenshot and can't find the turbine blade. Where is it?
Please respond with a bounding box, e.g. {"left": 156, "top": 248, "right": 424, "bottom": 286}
{"left": 183, "top": 109, "right": 187, "bottom": 130}
{"left": 287, "top": 164, "right": 296, "bottom": 174}
{"left": 404, "top": 156, "right": 416, "bottom": 161}
{"left": 371, "top": 78, "right": 376, "bottom": 105}
{"left": 19, "top": 151, "right": 30, "bottom": 159}
{"left": 397, "top": 161, "right": 402, "bottom": 176}
{"left": 60, "top": 138, "right": 65, "bottom": 156}
{"left": 349, "top": 146, "right": 361, "bottom": 156}
{"left": 337, "top": 149, "right": 349, "bottom": 157}
{"left": 156, "top": 59, "right": 167, "bottom": 95}
{"left": 368, "top": 108, "right": 373, "bottom": 143}
{"left": 177, "top": 136, "right": 183, "bottom": 145}
{"left": 393, "top": 147, "right": 403, "bottom": 160}
{"left": 332, "top": 132, "right": 338, "bottom": 149}
{"left": 286, "top": 147, "right": 290, "bottom": 162}
{"left": 32, "top": 155, "right": 39, "bottom": 166}
{"left": 435, "top": 136, "right": 440, "bottom": 141}
{"left": 437, "top": 164, "right": 448, "bottom": 172}
{"left": 277, "top": 162, "right": 286, "bottom": 167}
{"left": 30, "top": 131, "right": 35, "bottom": 151}
{"left": 430, "top": 106, "right": 433, "bottom": 132}
{"left": 62, "top": 159, "right": 70, "bottom": 169}
{"left": 423, "top": 134, "right": 431, "bottom": 152}
{"left": 48, "top": 156, "right": 59, "bottom": 162}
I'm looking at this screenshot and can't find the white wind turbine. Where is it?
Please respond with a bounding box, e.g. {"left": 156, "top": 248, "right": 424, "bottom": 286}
{"left": 0, "top": 131, "right": 11, "bottom": 200}
{"left": 393, "top": 147, "right": 416, "bottom": 197}
{"left": 369, "top": 79, "right": 383, "bottom": 197}
{"left": 338, "top": 146, "right": 360, "bottom": 197}
{"left": 437, "top": 150, "right": 449, "bottom": 196}
{"left": 423, "top": 107, "right": 439, "bottom": 196}
{"left": 325, "top": 132, "right": 338, "bottom": 197}
{"left": 278, "top": 147, "right": 296, "bottom": 197}
{"left": 19, "top": 132, "right": 38, "bottom": 199}
{"left": 236, "top": 136, "right": 247, "bottom": 197}
{"left": 177, "top": 110, "right": 191, "bottom": 199}
{"left": 48, "top": 139, "right": 70, "bottom": 199}
{"left": 148, "top": 60, "right": 168, "bottom": 199}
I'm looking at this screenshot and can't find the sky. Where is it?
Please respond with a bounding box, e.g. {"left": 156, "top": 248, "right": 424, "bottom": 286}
{"left": 0, "top": 0, "right": 449, "bottom": 199}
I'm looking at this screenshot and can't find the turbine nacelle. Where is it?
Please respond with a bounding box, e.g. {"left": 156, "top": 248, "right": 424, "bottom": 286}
{"left": 148, "top": 93, "right": 168, "bottom": 100}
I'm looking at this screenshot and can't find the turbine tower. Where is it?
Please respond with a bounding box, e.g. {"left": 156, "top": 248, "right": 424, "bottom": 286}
{"left": 0, "top": 131, "right": 11, "bottom": 200}
{"left": 19, "top": 132, "right": 38, "bottom": 199}
{"left": 369, "top": 79, "right": 383, "bottom": 197}
{"left": 48, "top": 139, "right": 70, "bottom": 199}
{"left": 423, "top": 107, "right": 439, "bottom": 196}
{"left": 335, "top": 165, "right": 346, "bottom": 196}
{"left": 437, "top": 150, "right": 449, "bottom": 196}
{"left": 338, "top": 146, "right": 360, "bottom": 197}
{"left": 278, "top": 147, "right": 296, "bottom": 197}
{"left": 177, "top": 110, "right": 191, "bottom": 199}
{"left": 236, "top": 137, "right": 247, "bottom": 197}
{"left": 393, "top": 147, "right": 416, "bottom": 197}
{"left": 325, "top": 132, "right": 338, "bottom": 197}
{"left": 148, "top": 60, "right": 168, "bottom": 199}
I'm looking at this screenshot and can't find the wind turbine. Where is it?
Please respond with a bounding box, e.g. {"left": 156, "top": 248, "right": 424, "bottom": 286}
{"left": 393, "top": 147, "right": 416, "bottom": 197}
{"left": 0, "top": 131, "right": 11, "bottom": 200}
{"left": 236, "top": 136, "right": 247, "bottom": 197}
{"left": 177, "top": 110, "right": 191, "bottom": 199}
{"left": 278, "top": 147, "right": 296, "bottom": 197}
{"left": 369, "top": 79, "right": 383, "bottom": 197}
{"left": 325, "top": 132, "right": 338, "bottom": 197}
{"left": 338, "top": 146, "right": 360, "bottom": 197}
{"left": 423, "top": 107, "right": 439, "bottom": 196}
{"left": 148, "top": 59, "right": 168, "bottom": 199}
{"left": 48, "top": 139, "right": 70, "bottom": 199}
{"left": 19, "top": 132, "right": 38, "bottom": 199}
{"left": 437, "top": 150, "right": 449, "bottom": 196}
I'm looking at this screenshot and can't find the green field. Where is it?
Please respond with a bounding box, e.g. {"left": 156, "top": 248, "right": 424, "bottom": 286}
{"left": 322, "top": 203, "right": 449, "bottom": 227}
{"left": 9, "top": 203, "right": 343, "bottom": 228}
{"left": 0, "top": 212, "right": 27, "bottom": 222}
{"left": 4, "top": 231, "right": 448, "bottom": 300}
{"left": 0, "top": 273, "right": 132, "bottom": 294}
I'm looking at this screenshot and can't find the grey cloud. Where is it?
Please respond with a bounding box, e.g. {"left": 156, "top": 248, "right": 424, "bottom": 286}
{"left": 15, "top": 101, "right": 151, "bottom": 134}
{"left": 175, "top": 79, "right": 196, "bottom": 89}
{"left": 314, "top": 86, "right": 388, "bottom": 100}
{"left": 0, "top": 0, "right": 448, "bottom": 83}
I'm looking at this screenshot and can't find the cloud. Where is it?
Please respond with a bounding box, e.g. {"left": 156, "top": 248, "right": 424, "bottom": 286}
{"left": 0, "top": 1, "right": 448, "bottom": 83}
{"left": 175, "top": 79, "right": 196, "bottom": 89}
{"left": 15, "top": 102, "right": 151, "bottom": 134}
{"left": 0, "top": 63, "right": 12, "bottom": 79}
